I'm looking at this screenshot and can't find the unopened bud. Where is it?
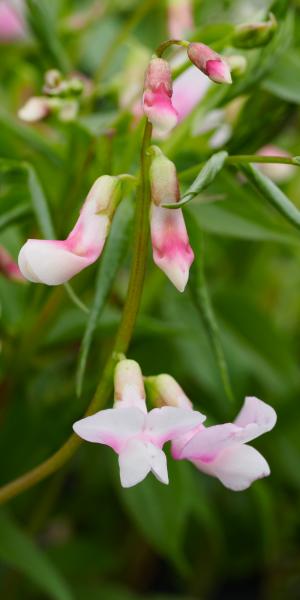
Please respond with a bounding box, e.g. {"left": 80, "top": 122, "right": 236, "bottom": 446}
{"left": 187, "top": 43, "right": 232, "bottom": 84}
{"left": 114, "top": 359, "right": 146, "bottom": 412}
{"left": 18, "top": 96, "right": 50, "bottom": 122}
{"left": 143, "top": 57, "right": 178, "bottom": 137}
{"left": 149, "top": 146, "right": 179, "bottom": 206}
{"left": 233, "top": 13, "right": 277, "bottom": 49}
{"left": 226, "top": 55, "right": 247, "bottom": 78}
{"left": 146, "top": 374, "right": 193, "bottom": 409}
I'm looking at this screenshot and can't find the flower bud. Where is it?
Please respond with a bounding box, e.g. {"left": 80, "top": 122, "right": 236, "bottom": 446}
{"left": 232, "top": 13, "right": 277, "bottom": 49}
{"left": 18, "top": 175, "right": 121, "bottom": 286}
{"left": 114, "top": 359, "right": 146, "bottom": 412}
{"left": 149, "top": 147, "right": 194, "bottom": 292}
{"left": 143, "top": 57, "right": 178, "bottom": 137}
{"left": 256, "top": 145, "right": 296, "bottom": 183}
{"left": 146, "top": 374, "right": 193, "bottom": 409}
{"left": 187, "top": 43, "right": 232, "bottom": 84}
{"left": 226, "top": 55, "right": 247, "bottom": 78}
{"left": 18, "top": 97, "right": 51, "bottom": 122}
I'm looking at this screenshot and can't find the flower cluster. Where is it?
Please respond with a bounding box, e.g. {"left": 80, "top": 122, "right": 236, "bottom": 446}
{"left": 73, "top": 359, "right": 276, "bottom": 490}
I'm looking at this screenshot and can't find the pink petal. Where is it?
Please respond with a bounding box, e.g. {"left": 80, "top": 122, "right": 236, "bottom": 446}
{"left": 179, "top": 423, "right": 241, "bottom": 460}
{"left": 172, "top": 66, "right": 211, "bottom": 121}
{"left": 146, "top": 406, "right": 204, "bottom": 446}
{"left": 192, "top": 443, "right": 270, "bottom": 491}
{"left": 168, "top": 0, "right": 194, "bottom": 39}
{"left": 119, "top": 439, "right": 168, "bottom": 487}
{"left": 150, "top": 204, "right": 194, "bottom": 292}
{"left": 73, "top": 407, "right": 145, "bottom": 453}
{"left": 0, "top": 1, "right": 24, "bottom": 41}
{"left": 234, "top": 396, "right": 277, "bottom": 443}
{"left": 143, "top": 89, "right": 178, "bottom": 138}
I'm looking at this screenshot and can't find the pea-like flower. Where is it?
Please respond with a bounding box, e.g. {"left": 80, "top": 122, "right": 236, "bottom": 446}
{"left": 18, "top": 175, "right": 121, "bottom": 285}
{"left": 0, "top": 245, "right": 25, "bottom": 282}
{"left": 167, "top": 0, "right": 194, "bottom": 39}
{"left": 73, "top": 360, "right": 204, "bottom": 488}
{"left": 143, "top": 58, "right": 178, "bottom": 137}
{"left": 148, "top": 374, "right": 277, "bottom": 491}
{"left": 149, "top": 146, "right": 194, "bottom": 292}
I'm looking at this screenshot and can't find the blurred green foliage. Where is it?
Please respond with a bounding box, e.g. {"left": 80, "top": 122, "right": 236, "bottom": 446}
{"left": 1, "top": 0, "right": 300, "bottom": 598}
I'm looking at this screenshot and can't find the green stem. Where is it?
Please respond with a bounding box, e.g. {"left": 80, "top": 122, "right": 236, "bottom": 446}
{"left": 0, "top": 120, "right": 153, "bottom": 505}
{"left": 180, "top": 154, "right": 298, "bottom": 181}
{"left": 155, "top": 39, "right": 189, "bottom": 57}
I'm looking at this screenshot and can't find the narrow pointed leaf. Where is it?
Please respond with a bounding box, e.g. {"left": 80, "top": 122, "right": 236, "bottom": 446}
{"left": 163, "top": 151, "right": 228, "bottom": 209}
{"left": 242, "top": 163, "right": 300, "bottom": 230}
{"left": 76, "top": 198, "right": 134, "bottom": 396}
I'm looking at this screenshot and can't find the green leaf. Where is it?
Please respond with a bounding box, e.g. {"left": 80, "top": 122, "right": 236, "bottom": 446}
{"left": 26, "top": 0, "right": 70, "bottom": 72}
{"left": 242, "top": 163, "right": 300, "bottom": 231}
{"left": 76, "top": 198, "right": 134, "bottom": 396}
{"left": 0, "top": 510, "right": 73, "bottom": 600}
{"left": 186, "top": 210, "right": 235, "bottom": 405}
{"left": 263, "top": 49, "right": 300, "bottom": 103}
{"left": 163, "top": 152, "right": 228, "bottom": 209}
{"left": 0, "top": 159, "right": 55, "bottom": 239}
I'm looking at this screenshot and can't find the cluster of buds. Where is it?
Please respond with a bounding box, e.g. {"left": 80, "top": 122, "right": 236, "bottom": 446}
{"left": 18, "top": 69, "right": 89, "bottom": 123}
{"left": 18, "top": 175, "right": 121, "bottom": 285}
{"left": 142, "top": 42, "right": 232, "bottom": 136}
{"left": 73, "top": 358, "right": 277, "bottom": 490}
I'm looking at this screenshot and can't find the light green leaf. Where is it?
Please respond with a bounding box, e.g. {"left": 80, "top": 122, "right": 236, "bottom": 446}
{"left": 0, "top": 204, "right": 31, "bottom": 234}
{"left": 163, "top": 151, "right": 228, "bottom": 209}
{"left": 0, "top": 510, "right": 73, "bottom": 600}
{"left": 76, "top": 198, "right": 134, "bottom": 396}
{"left": 263, "top": 49, "right": 300, "bottom": 103}
{"left": 242, "top": 163, "right": 300, "bottom": 231}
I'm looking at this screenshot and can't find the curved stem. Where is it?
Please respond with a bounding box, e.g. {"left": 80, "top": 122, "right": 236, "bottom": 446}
{"left": 155, "top": 39, "right": 189, "bottom": 58}
{"left": 0, "top": 120, "right": 153, "bottom": 505}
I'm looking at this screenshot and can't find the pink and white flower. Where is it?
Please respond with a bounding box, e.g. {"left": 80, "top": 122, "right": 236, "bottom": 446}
{"left": 0, "top": 245, "right": 25, "bottom": 282}
{"left": 149, "top": 147, "right": 194, "bottom": 292}
{"left": 18, "top": 175, "right": 121, "bottom": 286}
{"left": 143, "top": 58, "right": 178, "bottom": 137}
{"left": 172, "top": 65, "right": 211, "bottom": 122}
{"left": 187, "top": 42, "right": 232, "bottom": 85}
{"left": 73, "top": 360, "right": 204, "bottom": 488}
{"left": 0, "top": 1, "right": 24, "bottom": 42}
{"left": 256, "top": 145, "right": 296, "bottom": 183}
{"left": 172, "top": 396, "right": 277, "bottom": 491}
{"left": 167, "top": 0, "right": 194, "bottom": 40}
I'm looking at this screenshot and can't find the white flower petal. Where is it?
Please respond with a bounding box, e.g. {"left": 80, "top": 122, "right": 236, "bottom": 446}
{"left": 234, "top": 396, "right": 277, "bottom": 444}
{"left": 118, "top": 439, "right": 152, "bottom": 487}
{"left": 192, "top": 444, "right": 270, "bottom": 491}
{"left": 146, "top": 406, "right": 205, "bottom": 446}
{"left": 73, "top": 407, "right": 145, "bottom": 453}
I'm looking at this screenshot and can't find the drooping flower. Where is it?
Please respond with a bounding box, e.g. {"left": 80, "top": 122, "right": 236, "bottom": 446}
{"left": 167, "top": 0, "right": 194, "bottom": 39}
{"left": 147, "top": 374, "right": 276, "bottom": 491}
{"left": 149, "top": 146, "right": 194, "bottom": 292}
{"left": 187, "top": 42, "right": 232, "bottom": 84}
{"left": 73, "top": 359, "right": 204, "bottom": 488}
{"left": 18, "top": 175, "right": 121, "bottom": 286}
{"left": 143, "top": 57, "right": 178, "bottom": 137}
{"left": 172, "top": 396, "right": 277, "bottom": 491}
{"left": 0, "top": 245, "right": 25, "bottom": 282}
{"left": 0, "top": 1, "right": 24, "bottom": 42}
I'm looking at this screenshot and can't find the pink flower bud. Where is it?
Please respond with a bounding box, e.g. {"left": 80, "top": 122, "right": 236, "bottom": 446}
{"left": 149, "top": 147, "right": 194, "bottom": 292}
{"left": 0, "top": 1, "right": 24, "bottom": 42}
{"left": 18, "top": 175, "right": 121, "bottom": 286}
{"left": 167, "top": 0, "right": 194, "bottom": 39}
{"left": 187, "top": 43, "right": 232, "bottom": 84}
{"left": 0, "top": 245, "right": 25, "bottom": 282}
{"left": 143, "top": 58, "right": 178, "bottom": 137}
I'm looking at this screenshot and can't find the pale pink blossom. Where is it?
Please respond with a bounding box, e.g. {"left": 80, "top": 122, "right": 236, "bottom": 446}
{"left": 172, "top": 65, "right": 211, "bottom": 121}
{"left": 0, "top": 1, "right": 24, "bottom": 41}
{"left": 0, "top": 245, "right": 25, "bottom": 282}
{"left": 188, "top": 43, "right": 232, "bottom": 84}
{"left": 149, "top": 147, "right": 194, "bottom": 292}
{"left": 73, "top": 360, "right": 204, "bottom": 488}
{"left": 18, "top": 96, "right": 78, "bottom": 123}
{"left": 18, "top": 175, "right": 121, "bottom": 286}
{"left": 167, "top": 0, "right": 194, "bottom": 39}
{"left": 143, "top": 58, "right": 178, "bottom": 137}
{"left": 256, "top": 145, "right": 296, "bottom": 183}
{"left": 172, "top": 396, "right": 277, "bottom": 491}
